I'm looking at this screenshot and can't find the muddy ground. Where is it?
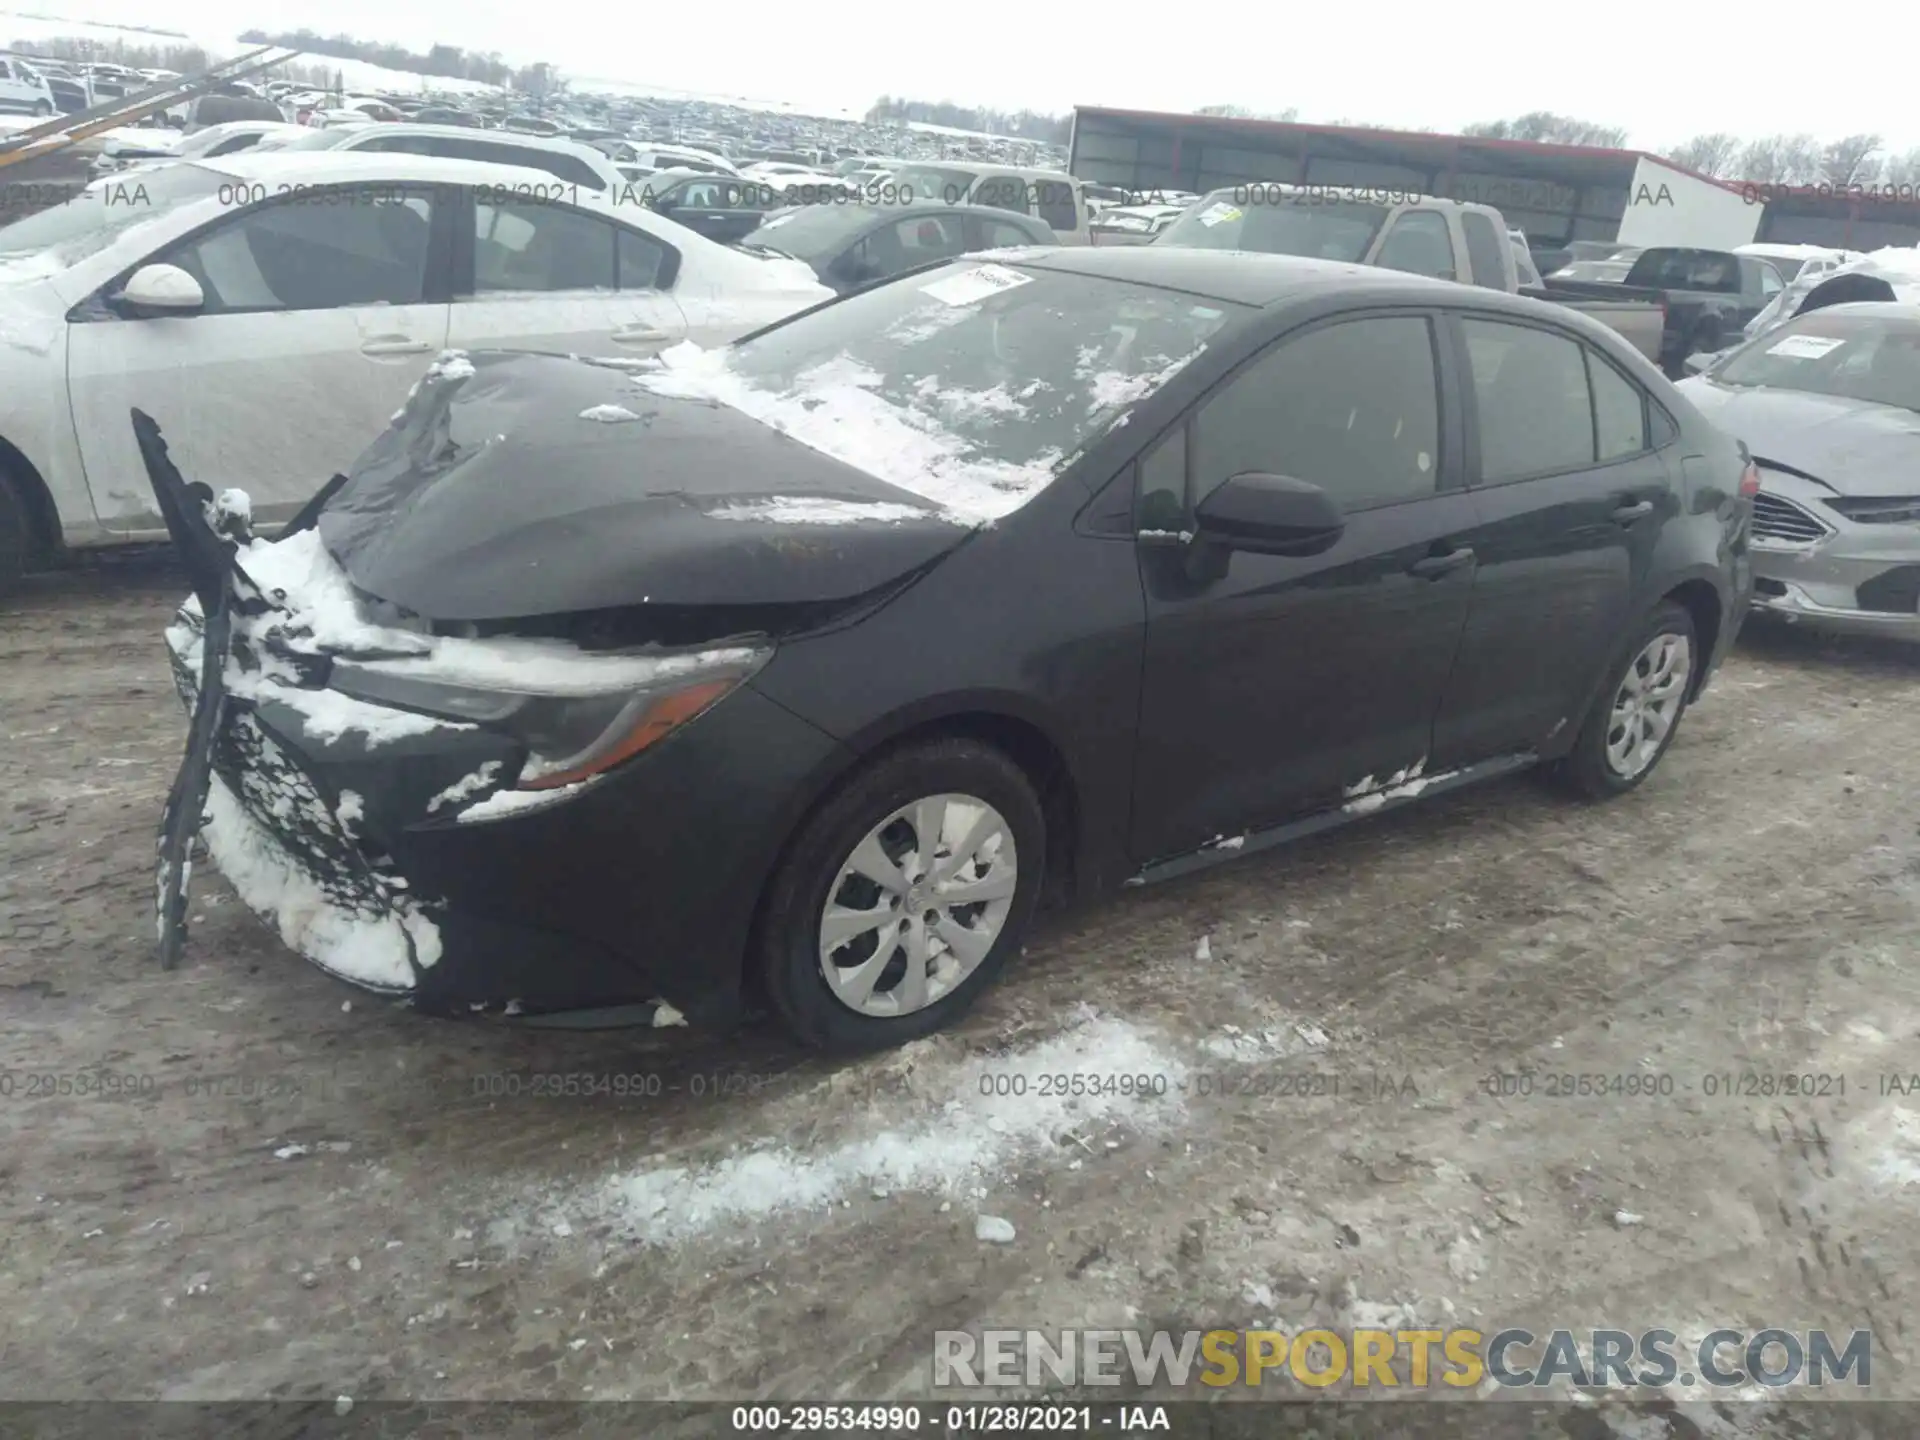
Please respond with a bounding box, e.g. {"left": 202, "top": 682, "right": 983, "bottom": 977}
{"left": 4, "top": 556, "right": 1919, "bottom": 1437}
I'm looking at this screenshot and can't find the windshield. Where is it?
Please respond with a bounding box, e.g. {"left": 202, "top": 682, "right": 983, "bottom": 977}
{"left": 0, "top": 162, "right": 225, "bottom": 274}
{"left": 1155, "top": 195, "right": 1387, "bottom": 261}
{"left": 1625, "top": 249, "right": 1741, "bottom": 292}
{"left": 634, "top": 261, "right": 1243, "bottom": 520}
{"left": 1713, "top": 310, "right": 1920, "bottom": 412}
{"left": 891, "top": 166, "right": 981, "bottom": 203}
{"left": 272, "top": 129, "right": 359, "bottom": 152}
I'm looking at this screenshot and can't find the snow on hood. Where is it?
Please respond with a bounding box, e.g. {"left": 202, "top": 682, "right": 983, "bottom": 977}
{"left": 634, "top": 343, "right": 1054, "bottom": 523}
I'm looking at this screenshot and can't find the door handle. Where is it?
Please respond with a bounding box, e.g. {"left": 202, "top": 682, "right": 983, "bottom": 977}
{"left": 612, "top": 326, "right": 671, "bottom": 345}
{"left": 1612, "top": 500, "right": 1655, "bottom": 524}
{"left": 360, "top": 337, "right": 432, "bottom": 357}
{"left": 1408, "top": 547, "right": 1474, "bottom": 579}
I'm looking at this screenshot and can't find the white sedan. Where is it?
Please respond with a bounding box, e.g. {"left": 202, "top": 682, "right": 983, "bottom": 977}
{"left": 0, "top": 151, "right": 835, "bottom": 585}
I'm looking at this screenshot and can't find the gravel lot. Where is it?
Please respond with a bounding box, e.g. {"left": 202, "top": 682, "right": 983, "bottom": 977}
{"left": 4, "top": 556, "right": 1919, "bottom": 1436}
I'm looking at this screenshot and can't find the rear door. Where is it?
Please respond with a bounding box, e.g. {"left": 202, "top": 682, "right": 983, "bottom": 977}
{"left": 445, "top": 193, "right": 686, "bottom": 358}
{"left": 65, "top": 183, "right": 452, "bottom": 530}
{"left": 1428, "top": 313, "right": 1674, "bottom": 765}
{"left": 1130, "top": 310, "right": 1479, "bottom": 861}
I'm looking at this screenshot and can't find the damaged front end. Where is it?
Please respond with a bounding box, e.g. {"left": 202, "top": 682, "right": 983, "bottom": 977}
{"left": 142, "top": 411, "right": 771, "bottom": 1024}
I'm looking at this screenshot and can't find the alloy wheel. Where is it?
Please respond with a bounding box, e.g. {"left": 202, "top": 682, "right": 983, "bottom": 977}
{"left": 1605, "top": 631, "right": 1692, "bottom": 779}
{"left": 817, "top": 792, "right": 1018, "bottom": 1018}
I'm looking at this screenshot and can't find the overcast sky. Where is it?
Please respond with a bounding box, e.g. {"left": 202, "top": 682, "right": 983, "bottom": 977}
{"left": 24, "top": 0, "right": 1920, "bottom": 152}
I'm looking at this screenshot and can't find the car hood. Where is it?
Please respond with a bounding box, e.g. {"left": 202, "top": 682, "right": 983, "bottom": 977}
{"left": 318, "top": 350, "right": 977, "bottom": 622}
{"left": 1675, "top": 379, "right": 1920, "bottom": 496}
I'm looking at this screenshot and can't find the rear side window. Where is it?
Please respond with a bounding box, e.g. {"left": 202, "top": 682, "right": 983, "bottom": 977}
{"left": 1588, "top": 353, "right": 1648, "bottom": 460}
{"left": 1034, "top": 180, "right": 1077, "bottom": 233}
{"left": 1459, "top": 212, "right": 1507, "bottom": 290}
{"left": 977, "top": 216, "right": 1040, "bottom": 248}
{"left": 1462, "top": 319, "right": 1594, "bottom": 480}
{"left": 1193, "top": 316, "right": 1442, "bottom": 512}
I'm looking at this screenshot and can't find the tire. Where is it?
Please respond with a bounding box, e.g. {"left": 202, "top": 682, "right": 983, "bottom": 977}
{"left": 756, "top": 737, "right": 1046, "bottom": 1052}
{"left": 32, "top": 101, "right": 52, "bottom": 117}
{"left": 1555, "top": 600, "right": 1698, "bottom": 800}
{"left": 0, "top": 468, "right": 32, "bottom": 600}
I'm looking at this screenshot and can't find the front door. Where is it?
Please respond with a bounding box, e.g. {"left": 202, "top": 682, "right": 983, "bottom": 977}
{"left": 446, "top": 196, "right": 686, "bottom": 359}
{"left": 1429, "top": 315, "right": 1672, "bottom": 765}
{"left": 1130, "top": 312, "right": 1478, "bottom": 862}
{"left": 66, "top": 184, "right": 451, "bottom": 532}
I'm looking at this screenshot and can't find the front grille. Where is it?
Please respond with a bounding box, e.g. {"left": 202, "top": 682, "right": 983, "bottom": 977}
{"left": 167, "top": 622, "right": 404, "bottom": 921}
{"left": 1857, "top": 565, "right": 1920, "bottom": 615}
{"left": 1751, "top": 491, "right": 1831, "bottom": 545}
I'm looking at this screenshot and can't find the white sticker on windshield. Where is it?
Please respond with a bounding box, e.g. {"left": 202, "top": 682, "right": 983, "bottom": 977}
{"left": 920, "top": 263, "right": 1034, "bottom": 307}
{"left": 758, "top": 212, "right": 798, "bottom": 230}
{"left": 1196, "top": 202, "right": 1242, "bottom": 228}
{"left": 1766, "top": 334, "right": 1845, "bottom": 359}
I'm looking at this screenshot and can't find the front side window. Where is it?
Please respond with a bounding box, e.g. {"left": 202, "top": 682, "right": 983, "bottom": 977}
{"left": 1374, "top": 211, "right": 1456, "bottom": 280}
{"left": 1462, "top": 318, "right": 1594, "bottom": 481}
{"left": 472, "top": 199, "right": 614, "bottom": 293}
{"left": 155, "top": 189, "right": 433, "bottom": 313}
{"left": 1192, "top": 316, "right": 1441, "bottom": 512}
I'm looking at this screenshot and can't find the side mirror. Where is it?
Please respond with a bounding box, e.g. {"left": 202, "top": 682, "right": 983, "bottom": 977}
{"left": 118, "top": 263, "right": 203, "bottom": 312}
{"left": 1193, "top": 472, "right": 1345, "bottom": 555}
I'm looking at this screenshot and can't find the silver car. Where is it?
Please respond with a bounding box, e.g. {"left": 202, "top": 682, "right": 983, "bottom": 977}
{"left": 1678, "top": 302, "right": 1920, "bottom": 640}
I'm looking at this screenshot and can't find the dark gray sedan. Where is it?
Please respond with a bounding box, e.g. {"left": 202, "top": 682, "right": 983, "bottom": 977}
{"left": 1679, "top": 302, "right": 1920, "bottom": 640}
{"left": 735, "top": 201, "right": 1054, "bottom": 293}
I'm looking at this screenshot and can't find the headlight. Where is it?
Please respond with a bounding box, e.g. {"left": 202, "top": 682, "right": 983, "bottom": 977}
{"left": 331, "top": 641, "right": 771, "bottom": 789}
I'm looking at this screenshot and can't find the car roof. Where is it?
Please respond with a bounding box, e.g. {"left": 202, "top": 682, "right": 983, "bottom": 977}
{"left": 193, "top": 150, "right": 616, "bottom": 192}
{"left": 999, "top": 246, "right": 1466, "bottom": 306}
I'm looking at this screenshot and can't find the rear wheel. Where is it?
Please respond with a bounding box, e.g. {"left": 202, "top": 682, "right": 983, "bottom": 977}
{"left": 32, "top": 100, "right": 52, "bottom": 117}
{"left": 756, "top": 738, "right": 1045, "bottom": 1052}
{"left": 0, "top": 468, "right": 33, "bottom": 599}
{"left": 1555, "top": 600, "right": 1696, "bottom": 800}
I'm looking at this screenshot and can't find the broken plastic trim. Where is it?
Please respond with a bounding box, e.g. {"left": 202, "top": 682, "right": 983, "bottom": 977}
{"left": 135, "top": 407, "right": 269, "bottom": 970}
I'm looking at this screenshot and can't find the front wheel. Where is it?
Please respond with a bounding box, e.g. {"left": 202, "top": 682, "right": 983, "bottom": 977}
{"left": 755, "top": 738, "right": 1045, "bottom": 1052}
{"left": 1554, "top": 600, "right": 1697, "bottom": 799}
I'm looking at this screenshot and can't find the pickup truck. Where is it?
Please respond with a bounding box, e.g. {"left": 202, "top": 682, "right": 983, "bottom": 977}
{"left": 1150, "top": 186, "right": 1666, "bottom": 363}
{"left": 1542, "top": 246, "right": 1785, "bottom": 375}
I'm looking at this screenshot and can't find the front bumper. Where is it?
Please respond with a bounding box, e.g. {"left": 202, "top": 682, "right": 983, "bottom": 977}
{"left": 1747, "top": 473, "right": 1920, "bottom": 642}
{"left": 165, "top": 608, "right": 848, "bottom": 1023}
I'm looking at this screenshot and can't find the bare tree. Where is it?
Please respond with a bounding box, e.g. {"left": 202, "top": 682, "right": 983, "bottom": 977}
{"left": 1665, "top": 133, "right": 1742, "bottom": 177}
{"left": 1881, "top": 148, "right": 1920, "bottom": 189}
{"left": 1462, "top": 112, "right": 1628, "bottom": 147}
{"left": 1735, "top": 134, "right": 1822, "bottom": 185}
{"left": 1195, "top": 105, "right": 1299, "bottom": 122}
{"left": 1819, "top": 133, "right": 1882, "bottom": 186}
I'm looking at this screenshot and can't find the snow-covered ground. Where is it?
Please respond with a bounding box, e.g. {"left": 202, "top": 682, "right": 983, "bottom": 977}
{"left": 6, "top": 564, "right": 1920, "bottom": 1424}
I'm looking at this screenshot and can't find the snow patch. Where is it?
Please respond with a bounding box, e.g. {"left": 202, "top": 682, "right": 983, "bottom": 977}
{"left": 426, "top": 762, "right": 502, "bottom": 815}
{"left": 634, "top": 343, "right": 1060, "bottom": 524}
{"left": 706, "top": 497, "right": 939, "bottom": 527}
{"left": 1340, "top": 758, "right": 1455, "bottom": 815}
{"left": 201, "top": 778, "right": 437, "bottom": 990}
{"left": 456, "top": 780, "right": 601, "bottom": 824}
{"left": 587, "top": 1015, "right": 1186, "bottom": 1243}
{"left": 578, "top": 404, "right": 642, "bottom": 423}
